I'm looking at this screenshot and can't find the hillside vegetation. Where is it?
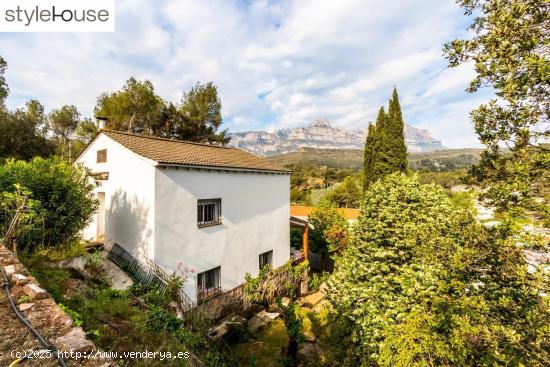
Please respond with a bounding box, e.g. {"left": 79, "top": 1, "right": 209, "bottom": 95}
{"left": 268, "top": 148, "right": 482, "bottom": 171}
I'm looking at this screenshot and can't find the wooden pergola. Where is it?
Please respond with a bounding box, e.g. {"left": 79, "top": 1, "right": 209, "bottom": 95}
{"left": 290, "top": 216, "right": 309, "bottom": 261}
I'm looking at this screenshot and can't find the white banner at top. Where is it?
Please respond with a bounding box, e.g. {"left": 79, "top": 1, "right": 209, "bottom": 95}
{"left": 0, "top": 0, "right": 115, "bottom": 32}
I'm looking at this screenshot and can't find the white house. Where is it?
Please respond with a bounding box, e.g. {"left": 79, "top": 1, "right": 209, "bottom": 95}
{"left": 76, "top": 130, "right": 291, "bottom": 303}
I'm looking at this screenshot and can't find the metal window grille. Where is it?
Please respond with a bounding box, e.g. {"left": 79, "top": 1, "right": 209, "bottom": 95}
{"left": 197, "top": 266, "right": 221, "bottom": 302}
{"left": 259, "top": 250, "right": 273, "bottom": 270}
{"left": 197, "top": 199, "right": 221, "bottom": 227}
{"left": 96, "top": 149, "right": 107, "bottom": 163}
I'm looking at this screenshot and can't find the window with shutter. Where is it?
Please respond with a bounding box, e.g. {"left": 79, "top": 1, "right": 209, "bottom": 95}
{"left": 97, "top": 149, "right": 107, "bottom": 163}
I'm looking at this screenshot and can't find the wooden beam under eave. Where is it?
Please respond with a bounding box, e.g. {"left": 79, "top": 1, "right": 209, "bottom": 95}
{"left": 303, "top": 225, "right": 309, "bottom": 261}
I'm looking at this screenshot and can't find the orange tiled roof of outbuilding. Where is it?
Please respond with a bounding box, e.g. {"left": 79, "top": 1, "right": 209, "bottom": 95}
{"left": 290, "top": 205, "right": 360, "bottom": 221}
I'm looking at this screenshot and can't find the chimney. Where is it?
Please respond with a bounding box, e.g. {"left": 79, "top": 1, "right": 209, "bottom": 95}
{"left": 96, "top": 116, "right": 108, "bottom": 130}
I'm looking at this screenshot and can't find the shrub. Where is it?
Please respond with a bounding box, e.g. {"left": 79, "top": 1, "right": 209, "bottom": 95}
{"left": 146, "top": 304, "right": 183, "bottom": 333}
{"left": 308, "top": 272, "right": 329, "bottom": 291}
{"left": 0, "top": 157, "right": 97, "bottom": 251}
{"left": 0, "top": 184, "right": 42, "bottom": 249}
{"left": 308, "top": 203, "right": 349, "bottom": 254}
{"left": 290, "top": 228, "right": 302, "bottom": 250}
{"left": 59, "top": 303, "right": 83, "bottom": 327}
{"left": 223, "top": 322, "right": 247, "bottom": 344}
{"left": 86, "top": 250, "right": 104, "bottom": 272}
{"left": 328, "top": 173, "right": 549, "bottom": 365}
{"left": 322, "top": 176, "right": 362, "bottom": 208}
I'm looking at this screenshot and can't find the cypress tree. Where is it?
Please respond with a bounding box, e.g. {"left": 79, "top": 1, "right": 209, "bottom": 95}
{"left": 387, "top": 88, "right": 408, "bottom": 172}
{"left": 363, "top": 88, "right": 409, "bottom": 190}
{"left": 364, "top": 107, "right": 389, "bottom": 187}
{"left": 363, "top": 123, "right": 376, "bottom": 189}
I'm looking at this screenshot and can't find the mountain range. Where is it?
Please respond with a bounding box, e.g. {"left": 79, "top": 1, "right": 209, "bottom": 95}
{"left": 228, "top": 119, "right": 445, "bottom": 156}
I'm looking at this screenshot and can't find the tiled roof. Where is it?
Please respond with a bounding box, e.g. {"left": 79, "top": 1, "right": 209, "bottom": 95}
{"left": 101, "top": 129, "right": 290, "bottom": 173}
{"left": 290, "top": 205, "right": 360, "bottom": 220}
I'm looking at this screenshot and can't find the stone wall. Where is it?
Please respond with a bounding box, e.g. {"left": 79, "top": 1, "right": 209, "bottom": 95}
{"left": 0, "top": 246, "right": 114, "bottom": 367}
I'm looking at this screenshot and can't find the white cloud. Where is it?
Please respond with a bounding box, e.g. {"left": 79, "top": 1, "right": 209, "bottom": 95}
{"left": 0, "top": 0, "right": 489, "bottom": 147}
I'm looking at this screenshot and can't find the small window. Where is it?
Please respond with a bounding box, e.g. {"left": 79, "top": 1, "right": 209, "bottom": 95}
{"left": 197, "top": 199, "right": 221, "bottom": 227}
{"left": 197, "top": 266, "right": 221, "bottom": 302}
{"left": 259, "top": 250, "right": 273, "bottom": 270}
{"left": 97, "top": 149, "right": 107, "bottom": 163}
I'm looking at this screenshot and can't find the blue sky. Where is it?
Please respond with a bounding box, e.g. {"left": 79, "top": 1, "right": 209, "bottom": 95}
{"left": 0, "top": 0, "right": 493, "bottom": 148}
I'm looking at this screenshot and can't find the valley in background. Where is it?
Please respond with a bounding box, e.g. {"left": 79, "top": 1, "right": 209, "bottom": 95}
{"left": 267, "top": 147, "right": 482, "bottom": 207}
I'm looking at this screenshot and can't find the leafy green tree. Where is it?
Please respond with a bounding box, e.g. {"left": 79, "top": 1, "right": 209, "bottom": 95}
{"left": 156, "top": 102, "right": 184, "bottom": 138}
{"left": 0, "top": 157, "right": 97, "bottom": 251}
{"left": 0, "top": 100, "right": 55, "bottom": 161}
{"left": 48, "top": 105, "right": 81, "bottom": 160}
{"left": 289, "top": 227, "right": 303, "bottom": 250}
{"left": 178, "top": 82, "right": 229, "bottom": 145}
{"left": 323, "top": 176, "right": 361, "bottom": 208}
{"left": 308, "top": 204, "right": 349, "bottom": 257}
{"left": 444, "top": 0, "right": 549, "bottom": 210}
{"left": 95, "top": 77, "right": 165, "bottom": 134}
{"left": 0, "top": 56, "right": 9, "bottom": 106}
{"left": 95, "top": 78, "right": 230, "bottom": 145}
{"left": 75, "top": 118, "right": 98, "bottom": 143}
{"left": 69, "top": 118, "right": 99, "bottom": 160}
{"left": 327, "top": 173, "right": 549, "bottom": 365}
{"left": 290, "top": 187, "right": 309, "bottom": 205}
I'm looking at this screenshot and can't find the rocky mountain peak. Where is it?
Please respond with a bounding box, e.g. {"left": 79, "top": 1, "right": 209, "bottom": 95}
{"left": 228, "top": 119, "right": 444, "bottom": 157}
{"left": 310, "top": 119, "right": 332, "bottom": 128}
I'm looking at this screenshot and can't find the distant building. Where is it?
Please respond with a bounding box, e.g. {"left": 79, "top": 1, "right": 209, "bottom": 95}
{"left": 76, "top": 130, "right": 291, "bottom": 303}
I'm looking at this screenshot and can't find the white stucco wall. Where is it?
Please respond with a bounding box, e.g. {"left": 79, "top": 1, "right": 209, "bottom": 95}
{"left": 76, "top": 134, "right": 156, "bottom": 260}
{"left": 154, "top": 167, "right": 290, "bottom": 302}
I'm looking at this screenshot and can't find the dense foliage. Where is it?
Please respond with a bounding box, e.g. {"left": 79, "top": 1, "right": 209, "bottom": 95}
{"left": 95, "top": 77, "right": 165, "bottom": 134}
{"left": 24, "top": 250, "right": 228, "bottom": 367}
{"left": 322, "top": 176, "right": 362, "bottom": 208}
{"left": 0, "top": 56, "right": 8, "bottom": 105}
{"left": 0, "top": 59, "right": 94, "bottom": 161}
{"left": 0, "top": 185, "right": 41, "bottom": 250}
{"left": 178, "top": 82, "right": 229, "bottom": 144}
{"left": 0, "top": 100, "right": 56, "bottom": 161}
{"left": 287, "top": 162, "right": 360, "bottom": 205}
{"left": 0, "top": 157, "right": 97, "bottom": 250}
{"left": 363, "top": 88, "right": 408, "bottom": 188}
{"left": 96, "top": 78, "right": 229, "bottom": 145}
{"left": 327, "top": 173, "right": 549, "bottom": 366}
{"left": 308, "top": 204, "right": 349, "bottom": 255}
{"left": 0, "top": 56, "right": 231, "bottom": 164}
{"left": 47, "top": 105, "right": 84, "bottom": 159}
{"left": 444, "top": 0, "right": 549, "bottom": 210}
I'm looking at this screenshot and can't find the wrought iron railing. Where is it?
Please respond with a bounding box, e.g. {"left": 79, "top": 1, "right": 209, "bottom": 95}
{"left": 197, "top": 285, "right": 222, "bottom": 303}
{"left": 108, "top": 243, "right": 196, "bottom": 313}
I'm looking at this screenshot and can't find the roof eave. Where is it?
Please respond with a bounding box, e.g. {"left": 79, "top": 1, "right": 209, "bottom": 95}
{"left": 157, "top": 162, "right": 291, "bottom": 174}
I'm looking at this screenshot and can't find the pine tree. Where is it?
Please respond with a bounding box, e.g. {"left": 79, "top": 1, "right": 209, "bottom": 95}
{"left": 387, "top": 88, "right": 408, "bottom": 171}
